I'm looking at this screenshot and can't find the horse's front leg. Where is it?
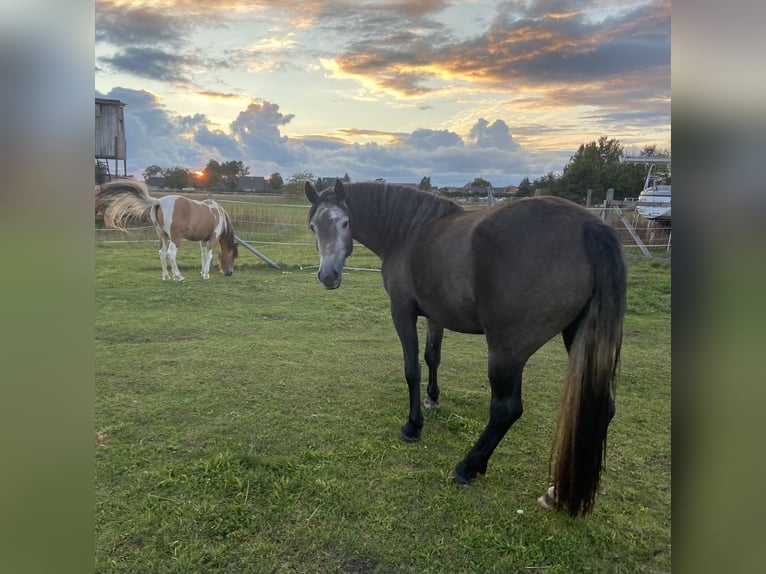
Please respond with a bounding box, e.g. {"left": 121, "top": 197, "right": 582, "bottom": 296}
{"left": 424, "top": 319, "right": 443, "bottom": 409}
{"left": 200, "top": 241, "right": 212, "bottom": 280}
{"left": 391, "top": 304, "right": 422, "bottom": 441}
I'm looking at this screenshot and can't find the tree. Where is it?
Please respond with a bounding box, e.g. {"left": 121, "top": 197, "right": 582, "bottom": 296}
{"left": 201, "top": 159, "right": 223, "bottom": 190}
{"left": 418, "top": 176, "right": 431, "bottom": 191}
{"left": 470, "top": 177, "right": 492, "bottom": 188}
{"left": 283, "top": 171, "right": 316, "bottom": 195}
{"left": 197, "top": 159, "right": 250, "bottom": 192}
{"left": 268, "top": 172, "right": 284, "bottom": 190}
{"left": 220, "top": 160, "right": 249, "bottom": 192}
{"left": 516, "top": 176, "right": 534, "bottom": 197}
{"left": 143, "top": 165, "right": 163, "bottom": 180}
{"left": 163, "top": 167, "right": 191, "bottom": 190}
{"left": 558, "top": 136, "right": 624, "bottom": 204}
{"left": 534, "top": 171, "right": 562, "bottom": 197}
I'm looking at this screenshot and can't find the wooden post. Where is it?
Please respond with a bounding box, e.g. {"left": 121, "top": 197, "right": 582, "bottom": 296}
{"left": 602, "top": 188, "right": 614, "bottom": 223}
{"left": 586, "top": 189, "right": 592, "bottom": 208}
{"left": 534, "top": 188, "right": 541, "bottom": 197}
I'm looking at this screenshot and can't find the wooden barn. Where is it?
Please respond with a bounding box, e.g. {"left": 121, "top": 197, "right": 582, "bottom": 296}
{"left": 95, "top": 98, "right": 127, "bottom": 181}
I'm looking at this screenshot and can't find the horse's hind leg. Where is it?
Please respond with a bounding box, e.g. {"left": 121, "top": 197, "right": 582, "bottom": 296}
{"left": 158, "top": 237, "right": 171, "bottom": 281}
{"left": 451, "top": 351, "right": 524, "bottom": 484}
{"left": 424, "top": 319, "right": 443, "bottom": 409}
{"left": 167, "top": 241, "right": 185, "bottom": 281}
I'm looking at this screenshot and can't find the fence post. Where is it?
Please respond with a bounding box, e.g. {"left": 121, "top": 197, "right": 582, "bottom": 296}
{"left": 534, "top": 188, "right": 541, "bottom": 197}
{"left": 602, "top": 188, "right": 614, "bottom": 223}
{"left": 586, "top": 189, "right": 592, "bottom": 208}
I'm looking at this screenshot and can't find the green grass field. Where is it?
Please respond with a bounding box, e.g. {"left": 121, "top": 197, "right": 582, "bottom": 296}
{"left": 95, "top": 239, "right": 670, "bottom": 573}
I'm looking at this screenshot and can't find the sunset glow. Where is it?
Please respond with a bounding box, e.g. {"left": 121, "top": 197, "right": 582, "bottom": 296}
{"left": 95, "top": 0, "right": 670, "bottom": 186}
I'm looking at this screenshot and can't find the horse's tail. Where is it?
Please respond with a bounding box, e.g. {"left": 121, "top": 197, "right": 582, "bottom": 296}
{"left": 95, "top": 179, "right": 160, "bottom": 230}
{"left": 552, "top": 219, "right": 627, "bottom": 516}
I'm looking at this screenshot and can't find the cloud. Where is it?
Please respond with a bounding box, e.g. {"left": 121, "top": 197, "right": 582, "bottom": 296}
{"left": 326, "top": 0, "right": 670, "bottom": 100}
{"left": 401, "top": 128, "right": 464, "bottom": 151}
{"left": 101, "top": 85, "right": 563, "bottom": 185}
{"left": 467, "top": 118, "right": 520, "bottom": 150}
{"left": 95, "top": 1, "right": 198, "bottom": 47}
{"left": 99, "top": 47, "right": 195, "bottom": 83}
{"left": 230, "top": 100, "right": 297, "bottom": 164}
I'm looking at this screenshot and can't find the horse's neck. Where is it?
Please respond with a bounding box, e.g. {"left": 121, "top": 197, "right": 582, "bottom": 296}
{"left": 346, "top": 185, "right": 459, "bottom": 258}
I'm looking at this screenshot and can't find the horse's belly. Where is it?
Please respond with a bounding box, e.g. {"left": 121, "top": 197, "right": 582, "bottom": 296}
{"left": 417, "top": 290, "right": 483, "bottom": 334}
{"left": 410, "top": 239, "right": 482, "bottom": 333}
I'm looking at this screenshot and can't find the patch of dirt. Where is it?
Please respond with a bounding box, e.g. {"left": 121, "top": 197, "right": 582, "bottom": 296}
{"left": 95, "top": 431, "right": 109, "bottom": 447}
{"left": 341, "top": 557, "right": 379, "bottom": 573}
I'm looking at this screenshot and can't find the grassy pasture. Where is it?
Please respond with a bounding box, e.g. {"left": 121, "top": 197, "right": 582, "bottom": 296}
{"left": 95, "top": 236, "right": 670, "bottom": 573}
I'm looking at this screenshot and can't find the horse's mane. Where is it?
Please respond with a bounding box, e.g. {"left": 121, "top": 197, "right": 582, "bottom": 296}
{"left": 218, "top": 208, "right": 239, "bottom": 259}
{"left": 343, "top": 182, "right": 463, "bottom": 253}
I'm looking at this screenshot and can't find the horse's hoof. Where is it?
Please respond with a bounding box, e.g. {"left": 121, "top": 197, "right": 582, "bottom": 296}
{"left": 448, "top": 468, "right": 473, "bottom": 485}
{"left": 424, "top": 397, "right": 441, "bottom": 409}
{"left": 399, "top": 422, "right": 421, "bottom": 442}
{"left": 537, "top": 486, "right": 557, "bottom": 510}
{"left": 399, "top": 429, "right": 421, "bottom": 442}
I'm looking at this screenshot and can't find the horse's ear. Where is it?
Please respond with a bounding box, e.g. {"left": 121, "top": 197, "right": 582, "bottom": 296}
{"left": 334, "top": 179, "right": 345, "bottom": 202}
{"left": 305, "top": 181, "right": 319, "bottom": 205}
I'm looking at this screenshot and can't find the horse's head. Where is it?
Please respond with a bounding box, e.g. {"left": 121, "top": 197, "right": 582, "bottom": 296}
{"left": 218, "top": 218, "right": 239, "bottom": 276}
{"left": 306, "top": 179, "right": 353, "bottom": 289}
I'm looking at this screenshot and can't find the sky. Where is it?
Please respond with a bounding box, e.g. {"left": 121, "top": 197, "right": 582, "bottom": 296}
{"left": 94, "top": 0, "right": 671, "bottom": 188}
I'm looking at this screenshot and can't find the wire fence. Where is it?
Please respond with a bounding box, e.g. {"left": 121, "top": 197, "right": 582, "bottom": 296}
{"left": 94, "top": 196, "right": 671, "bottom": 262}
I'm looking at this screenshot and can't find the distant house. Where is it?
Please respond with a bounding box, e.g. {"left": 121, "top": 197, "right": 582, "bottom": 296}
{"left": 237, "top": 176, "right": 266, "bottom": 192}
{"left": 145, "top": 176, "right": 165, "bottom": 190}
{"left": 463, "top": 184, "right": 507, "bottom": 195}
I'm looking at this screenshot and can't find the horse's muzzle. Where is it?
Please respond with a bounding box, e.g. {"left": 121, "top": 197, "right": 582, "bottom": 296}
{"left": 318, "top": 268, "right": 341, "bottom": 290}
{"left": 224, "top": 270, "right": 233, "bottom": 276}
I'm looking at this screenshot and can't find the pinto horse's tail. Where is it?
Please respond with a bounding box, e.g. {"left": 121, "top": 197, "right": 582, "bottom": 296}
{"left": 552, "top": 220, "right": 627, "bottom": 516}
{"left": 95, "top": 179, "right": 160, "bottom": 230}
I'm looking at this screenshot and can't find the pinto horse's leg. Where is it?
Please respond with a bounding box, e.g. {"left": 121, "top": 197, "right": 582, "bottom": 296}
{"left": 451, "top": 350, "right": 525, "bottom": 484}
{"left": 167, "top": 241, "right": 185, "bottom": 282}
{"left": 200, "top": 241, "right": 212, "bottom": 280}
{"left": 424, "top": 319, "right": 443, "bottom": 409}
{"left": 158, "top": 237, "right": 171, "bottom": 281}
{"left": 391, "top": 304, "right": 423, "bottom": 441}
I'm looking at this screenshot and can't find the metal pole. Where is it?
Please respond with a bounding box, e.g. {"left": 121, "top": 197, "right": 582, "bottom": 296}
{"left": 234, "top": 235, "right": 281, "bottom": 269}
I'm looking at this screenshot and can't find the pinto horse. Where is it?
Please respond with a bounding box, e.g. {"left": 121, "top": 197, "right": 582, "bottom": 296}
{"left": 96, "top": 180, "right": 238, "bottom": 281}
{"left": 306, "top": 180, "right": 626, "bottom": 516}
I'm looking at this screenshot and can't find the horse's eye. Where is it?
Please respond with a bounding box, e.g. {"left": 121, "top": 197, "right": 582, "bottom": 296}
{"left": 341, "top": 220, "right": 349, "bottom": 229}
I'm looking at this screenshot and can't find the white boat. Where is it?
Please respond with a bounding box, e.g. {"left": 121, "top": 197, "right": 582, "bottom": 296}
{"left": 620, "top": 156, "right": 671, "bottom": 221}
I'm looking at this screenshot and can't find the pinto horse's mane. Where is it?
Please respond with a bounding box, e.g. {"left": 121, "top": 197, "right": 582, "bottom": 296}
{"left": 217, "top": 208, "right": 239, "bottom": 259}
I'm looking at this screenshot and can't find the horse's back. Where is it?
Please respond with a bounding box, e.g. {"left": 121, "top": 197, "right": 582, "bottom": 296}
{"left": 409, "top": 196, "right": 608, "bottom": 353}
{"left": 473, "top": 197, "right": 605, "bottom": 351}
{"left": 154, "top": 195, "right": 218, "bottom": 242}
